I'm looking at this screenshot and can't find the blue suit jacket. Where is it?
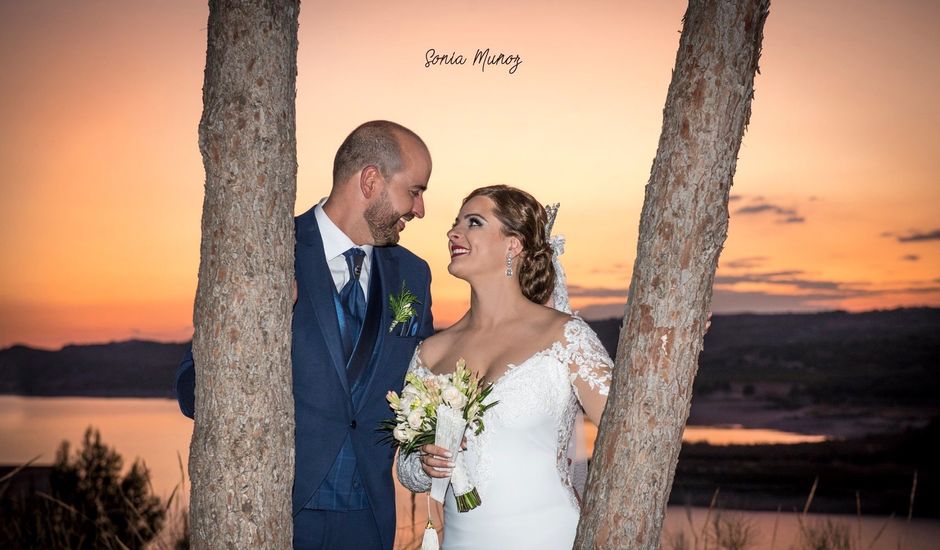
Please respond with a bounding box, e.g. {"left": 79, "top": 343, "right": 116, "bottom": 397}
{"left": 175, "top": 206, "right": 434, "bottom": 549}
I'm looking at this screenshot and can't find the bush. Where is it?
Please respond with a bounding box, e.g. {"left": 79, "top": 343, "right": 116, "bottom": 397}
{"left": 0, "top": 427, "right": 166, "bottom": 549}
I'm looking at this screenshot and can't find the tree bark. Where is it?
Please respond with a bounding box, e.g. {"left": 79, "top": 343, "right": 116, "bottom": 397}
{"left": 575, "top": 1, "right": 769, "bottom": 548}
{"left": 189, "top": 1, "right": 299, "bottom": 547}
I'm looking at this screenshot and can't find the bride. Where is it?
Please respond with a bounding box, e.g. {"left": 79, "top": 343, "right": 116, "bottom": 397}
{"left": 397, "top": 185, "right": 613, "bottom": 549}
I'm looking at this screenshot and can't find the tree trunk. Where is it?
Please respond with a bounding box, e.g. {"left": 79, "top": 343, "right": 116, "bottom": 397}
{"left": 575, "top": 1, "right": 769, "bottom": 548}
{"left": 189, "top": 1, "right": 299, "bottom": 547}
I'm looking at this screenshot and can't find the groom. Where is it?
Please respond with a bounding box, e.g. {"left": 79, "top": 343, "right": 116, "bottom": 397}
{"left": 175, "top": 120, "right": 434, "bottom": 549}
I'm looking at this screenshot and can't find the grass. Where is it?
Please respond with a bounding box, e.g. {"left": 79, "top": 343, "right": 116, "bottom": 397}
{"left": 665, "top": 489, "right": 760, "bottom": 550}
{"left": 663, "top": 471, "right": 920, "bottom": 550}
{"left": 794, "top": 477, "right": 894, "bottom": 550}
{"left": 144, "top": 452, "right": 189, "bottom": 550}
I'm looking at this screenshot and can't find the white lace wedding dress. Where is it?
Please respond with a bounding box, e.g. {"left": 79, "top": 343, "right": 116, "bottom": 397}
{"left": 397, "top": 317, "right": 613, "bottom": 549}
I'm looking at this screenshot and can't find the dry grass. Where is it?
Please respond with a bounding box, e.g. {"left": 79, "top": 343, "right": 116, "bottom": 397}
{"left": 663, "top": 471, "right": 920, "bottom": 550}
{"left": 664, "top": 489, "right": 759, "bottom": 550}
{"left": 144, "top": 452, "right": 189, "bottom": 550}
{"left": 794, "top": 476, "right": 898, "bottom": 550}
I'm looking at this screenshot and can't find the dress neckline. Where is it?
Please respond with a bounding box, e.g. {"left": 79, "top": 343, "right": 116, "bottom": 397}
{"left": 413, "top": 316, "right": 582, "bottom": 387}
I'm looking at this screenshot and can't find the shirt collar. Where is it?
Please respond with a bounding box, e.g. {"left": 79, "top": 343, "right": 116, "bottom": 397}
{"left": 314, "top": 198, "right": 374, "bottom": 261}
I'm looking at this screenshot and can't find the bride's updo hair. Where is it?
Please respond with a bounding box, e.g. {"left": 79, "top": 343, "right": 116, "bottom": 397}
{"left": 463, "top": 185, "right": 555, "bottom": 305}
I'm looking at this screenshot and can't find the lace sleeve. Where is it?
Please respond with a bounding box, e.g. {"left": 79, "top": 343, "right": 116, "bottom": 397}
{"left": 558, "top": 318, "right": 613, "bottom": 424}
{"left": 397, "top": 449, "right": 431, "bottom": 493}
{"left": 396, "top": 346, "right": 432, "bottom": 493}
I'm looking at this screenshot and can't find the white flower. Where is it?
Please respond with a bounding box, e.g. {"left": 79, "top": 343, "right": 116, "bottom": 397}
{"left": 441, "top": 385, "right": 467, "bottom": 410}
{"left": 400, "top": 395, "right": 416, "bottom": 413}
{"left": 393, "top": 422, "right": 411, "bottom": 442}
{"left": 386, "top": 390, "right": 401, "bottom": 410}
{"left": 407, "top": 409, "right": 424, "bottom": 430}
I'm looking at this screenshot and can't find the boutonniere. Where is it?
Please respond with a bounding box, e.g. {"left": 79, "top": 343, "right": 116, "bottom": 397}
{"left": 389, "top": 281, "right": 421, "bottom": 335}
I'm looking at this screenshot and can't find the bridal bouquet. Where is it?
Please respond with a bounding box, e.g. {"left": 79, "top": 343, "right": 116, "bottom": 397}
{"left": 380, "top": 359, "right": 497, "bottom": 512}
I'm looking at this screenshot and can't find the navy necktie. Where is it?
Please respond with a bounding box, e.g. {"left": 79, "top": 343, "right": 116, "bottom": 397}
{"left": 339, "top": 248, "right": 367, "bottom": 362}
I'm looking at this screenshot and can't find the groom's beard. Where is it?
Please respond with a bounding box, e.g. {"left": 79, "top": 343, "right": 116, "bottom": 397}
{"left": 365, "top": 190, "right": 407, "bottom": 245}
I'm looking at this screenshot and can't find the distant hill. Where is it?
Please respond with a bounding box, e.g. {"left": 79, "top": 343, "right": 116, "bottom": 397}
{"left": 0, "top": 340, "right": 188, "bottom": 398}
{"left": 1, "top": 308, "right": 938, "bottom": 403}
{"left": 588, "top": 307, "right": 940, "bottom": 408}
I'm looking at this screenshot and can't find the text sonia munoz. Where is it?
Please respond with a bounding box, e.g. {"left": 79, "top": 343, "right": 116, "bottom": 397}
{"left": 425, "top": 48, "right": 523, "bottom": 75}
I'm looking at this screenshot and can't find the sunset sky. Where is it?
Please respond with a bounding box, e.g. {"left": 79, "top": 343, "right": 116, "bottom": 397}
{"left": 1, "top": 0, "right": 938, "bottom": 349}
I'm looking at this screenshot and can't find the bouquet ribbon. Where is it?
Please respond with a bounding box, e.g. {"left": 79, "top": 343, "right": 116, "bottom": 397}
{"left": 430, "top": 404, "right": 467, "bottom": 503}
{"left": 429, "top": 404, "right": 481, "bottom": 511}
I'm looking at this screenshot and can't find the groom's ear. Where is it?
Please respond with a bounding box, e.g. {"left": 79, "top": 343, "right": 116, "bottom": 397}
{"left": 359, "top": 165, "right": 382, "bottom": 199}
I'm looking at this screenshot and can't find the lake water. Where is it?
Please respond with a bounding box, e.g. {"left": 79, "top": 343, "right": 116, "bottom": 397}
{"left": 1, "top": 396, "right": 936, "bottom": 549}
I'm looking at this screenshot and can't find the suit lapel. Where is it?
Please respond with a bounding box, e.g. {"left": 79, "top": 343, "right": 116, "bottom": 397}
{"left": 296, "top": 212, "right": 352, "bottom": 397}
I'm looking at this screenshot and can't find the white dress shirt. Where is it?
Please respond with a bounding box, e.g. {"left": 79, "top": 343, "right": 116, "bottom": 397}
{"left": 314, "top": 199, "right": 373, "bottom": 301}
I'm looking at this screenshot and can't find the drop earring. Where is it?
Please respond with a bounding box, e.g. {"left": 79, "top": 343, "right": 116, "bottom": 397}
{"left": 505, "top": 252, "right": 513, "bottom": 277}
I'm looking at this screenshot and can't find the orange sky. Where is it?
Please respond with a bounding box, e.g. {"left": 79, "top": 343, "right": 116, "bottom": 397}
{"left": 1, "top": 0, "right": 938, "bottom": 349}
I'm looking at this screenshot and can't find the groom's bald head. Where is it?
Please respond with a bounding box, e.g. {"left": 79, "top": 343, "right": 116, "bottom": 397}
{"left": 324, "top": 121, "right": 431, "bottom": 246}
{"left": 332, "top": 121, "right": 429, "bottom": 186}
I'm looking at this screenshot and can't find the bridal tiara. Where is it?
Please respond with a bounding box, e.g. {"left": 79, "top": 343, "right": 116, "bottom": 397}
{"left": 544, "top": 202, "right": 560, "bottom": 237}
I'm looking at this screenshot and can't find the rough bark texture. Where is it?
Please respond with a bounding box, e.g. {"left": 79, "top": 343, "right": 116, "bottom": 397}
{"left": 189, "top": 1, "right": 299, "bottom": 547}
{"left": 574, "top": 1, "right": 769, "bottom": 548}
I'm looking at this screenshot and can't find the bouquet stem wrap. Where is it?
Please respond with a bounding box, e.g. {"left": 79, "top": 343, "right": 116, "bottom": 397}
{"left": 429, "top": 404, "right": 481, "bottom": 511}
{"left": 450, "top": 453, "right": 480, "bottom": 512}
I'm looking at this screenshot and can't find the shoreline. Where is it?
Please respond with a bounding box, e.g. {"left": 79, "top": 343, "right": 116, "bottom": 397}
{"left": 688, "top": 393, "right": 939, "bottom": 440}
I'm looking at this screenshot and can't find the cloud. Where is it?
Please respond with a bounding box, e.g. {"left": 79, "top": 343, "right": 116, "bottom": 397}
{"left": 904, "top": 286, "right": 940, "bottom": 294}
{"left": 898, "top": 229, "right": 940, "bottom": 243}
{"left": 576, "top": 290, "right": 836, "bottom": 319}
{"left": 711, "top": 290, "right": 844, "bottom": 313}
{"left": 713, "top": 270, "right": 849, "bottom": 291}
{"left": 729, "top": 194, "right": 743, "bottom": 202}
{"left": 902, "top": 255, "right": 920, "bottom": 262}
{"left": 721, "top": 256, "right": 768, "bottom": 269}
{"left": 574, "top": 269, "right": 940, "bottom": 303}
{"left": 576, "top": 285, "right": 940, "bottom": 320}
{"left": 711, "top": 270, "right": 940, "bottom": 298}
{"left": 735, "top": 204, "right": 793, "bottom": 215}
{"left": 568, "top": 284, "right": 629, "bottom": 298}
{"left": 574, "top": 271, "right": 863, "bottom": 302}
{"left": 588, "top": 262, "right": 631, "bottom": 275}
{"left": 569, "top": 264, "right": 940, "bottom": 321}
{"left": 578, "top": 302, "right": 629, "bottom": 320}
{"left": 719, "top": 270, "right": 805, "bottom": 280}
{"left": 733, "top": 200, "right": 805, "bottom": 224}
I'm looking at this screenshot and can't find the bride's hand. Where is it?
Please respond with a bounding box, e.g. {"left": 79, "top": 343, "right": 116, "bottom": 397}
{"left": 419, "top": 437, "right": 467, "bottom": 478}
{"left": 419, "top": 444, "right": 454, "bottom": 478}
